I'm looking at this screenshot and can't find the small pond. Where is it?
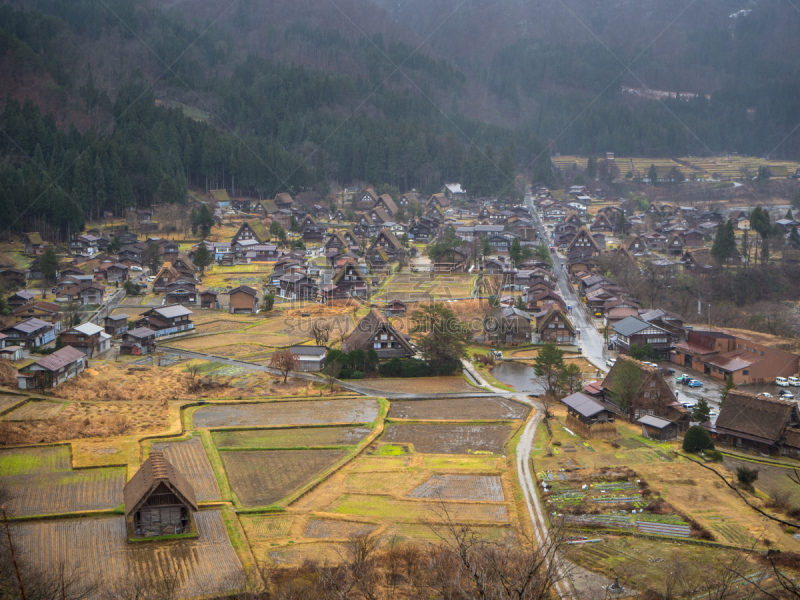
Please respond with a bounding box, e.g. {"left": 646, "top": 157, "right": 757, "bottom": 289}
{"left": 490, "top": 362, "right": 544, "bottom": 393}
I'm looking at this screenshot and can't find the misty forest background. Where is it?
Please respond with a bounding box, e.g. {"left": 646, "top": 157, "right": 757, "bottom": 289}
{"left": 0, "top": 0, "right": 799, "bottom": 237}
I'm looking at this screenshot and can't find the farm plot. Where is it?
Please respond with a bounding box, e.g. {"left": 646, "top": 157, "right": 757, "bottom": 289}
{"left": 221, "top": 449, "right": 347, "bottom": 507}
{"left": 151, "top": 436, "right": 221, "bottom": 501}
{"left": 353, "top": 377, "right": 479, "bottom": 394}
{"left": 303, "top": 519, "right": 376, "bottom": 539}
{"left": 213, "top": 426, "right": 371, "bottom": 449}
{"left": 4, "top": 400, "right": 66, "bottom": 420}
{"left": 329, "top": 494, "right": 509, "bottom": 522}
{"left": 390, "top": 397, "right": 529, "bottom": 420}
{"left": 0, "top": 395, "right": 25, "bottom": 415}
{"left": 242, "top": 515, "right": 294, "bottom": 539}
{"left": 0, "top": 445, "right": 70, "bottom": 476}
{"left": 409, "top": 475, "right": 505, "bottom": 502}
{"left": 10, "top": 511, "right": 244, "bottom": 599}
{"left": 345, "top": 471, "right": 415, "bottom": 493}
{"left": 382, "top": 424, "right": 513, "bottom": 454}
{"left": 0, "top": 445, "right": 125, "bottom": 516}
{"left": 194, "top": 399, "right": 380, "bottom": 428}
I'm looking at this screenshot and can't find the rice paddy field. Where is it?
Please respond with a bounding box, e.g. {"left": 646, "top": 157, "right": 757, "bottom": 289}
{"left": 192, "top": 399, "right": 380, "bottom": 428}
{"left": 373, "top": 273, "right": 477, "bottom": 302}
{"left": 10, "top": 511, "right": 244, "bottom": 599}
{"left": 0, "top": 446, "right": 125, "bottom": 516}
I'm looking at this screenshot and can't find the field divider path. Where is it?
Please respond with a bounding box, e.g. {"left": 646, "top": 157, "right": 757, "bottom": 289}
{"left": 462, "top": 360, "right": 575, "bottom": 600}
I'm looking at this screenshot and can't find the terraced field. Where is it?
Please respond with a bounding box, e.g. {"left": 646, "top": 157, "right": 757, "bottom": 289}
{"left": 329, "top": 495, "right": 509, "bottom": 522}
{"left": 390, "top": 397, "right": 529, "bottom": 420}
{"left": 382, "top": 423, "right": 513, "bottom": 454}
{"left": 4, "top": 400, "right": 67, "bottom": 420}
{"left": 193, "top": 399, "right": 380, "bottom": 428}
{"left": 0, "top": 446, "right": 125, "bottom": 516}
{"left": 408, "top": 475, "right": 505, "bottom": 502}
{"left": 10, "top": 511, "right": 244, "bottom": 599}
{"left": 212, "top": 426, "right": 371, "bottom": 449}
{"left": 221, "top": 449, "right": 347, "bottom": 507}
{"left": 151, "top": 436, "right": 221, "bottom": 501}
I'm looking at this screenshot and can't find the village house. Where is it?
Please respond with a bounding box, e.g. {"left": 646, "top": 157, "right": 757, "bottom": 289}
{"left": 366, "top": 229, "right": 406, "bottom": 269}
{"left": 375, "top": 194, "right": 398, "bottom": 217}
{"left": 17, "top": 346, "right": 86, "bottom": 389}
{"left": 0, "top": 268, "right": 28, "bottom": 289}
{"left": 274, "top": 192, "right": 293, "bottom": 210}
{"left": 8, "top": 291, "right": 35, "bottom": 311}
{"left": 61, "top": 322, "right": 111, "bottom": 356}
{"left": 137, "top": 305, "right": 194, "bottom": 337}
{"left": 707, "top": 391, "right": 800, "bottom": 456}
{"left": 124, "top": 451, "right": 198, "bottom": 538}
{"left": 228, "top": 285, "right": 258, "bottom": 314}
{"left": 105, "top": 313, "right": 129, "bottom": 337}
{"left": 79, "top": 282, "right": 105, "bottom": 306}
{"left": 386, "top": 299, "right": 407, "bottom": 316}
{"left": 332, "top": 260, "right": 369, "bottom": 297}
{"left": 200, "top": 290, "right": 219, "bottom": 309}
{"left": 602, "top": 356, "right": 690, "bottom": 428}
{"left": 14, "top": 301, "right": 67, "bottom": 330}
{"left": 536, "top": 306, "right": 575, "bottom": 344}
{"left": 94, "top": 261, "right": 129, "bottom": 283}
{"left": 23, "top": 232, "right": 47, "bottom": 256}
{"left": 165, "top": 280, "right": 198, "bottom": 305}
{"left": 561, "top": 392, "right": 617, "bottom": 438}
{"left": 673, "top": 330, "right": 799, "bottom": 385}
{"left": 408, "top": 217, "right": 437, "bottom": 241}
{"left": 2, "top": 318, "right": 55, "bottom": 348}
{"left": 484, "top": 307, "right": 532, "bottom": 345}
{"left": 0, "top": 332, "right": 23, "bottom": 361}
{"left": 342, "top": 308, "right": 415, "bottom": 358}
{"left": 356, "top": 189, "right": 379, "bottom": 209}
{"left": 120, "top": 327, "right": 157, "bottom": 355}
{"left": 279, "top": 273, "right": 318, "bottom": 300}
{"left": 232, "top": 221, "right": 270, "bottom": 245}
{"left": 290, "top": 345, "right": 327, "bottom": 372}
{"left": 611, "top": 316, "right": 672, "bottom": 359}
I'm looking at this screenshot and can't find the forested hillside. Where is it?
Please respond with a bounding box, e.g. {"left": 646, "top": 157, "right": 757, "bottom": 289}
{"left": 1, "top": 0, "right": 800, "bottom": 238}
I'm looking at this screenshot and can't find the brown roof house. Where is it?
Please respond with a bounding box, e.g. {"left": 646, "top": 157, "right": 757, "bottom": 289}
{"left": 228, "top": 285, "right": 258, "bottom": 314}
{"left": 536, "top": 306, "right": 575, "bottom": 344}
{"left": 366, "top": 229, "right": 406, "bottom": 270}
{"left": 17, "top": 346, "right": 86, "bottom": 389}
{"left": 484, "top": 307, "right": 532, "bottom": 345}
{"left": 342, "top": 308, "right": 414, "bottom": 359}
{"left": 602, "top": 355, "right": 690, "bottom": 428}
{"left": 707, "top": 391, "right": 800, "bottom": 456}
{"left": 124, "top": 451, "right": 199, "bottom": 538}
{"left": 561, "top": 392, "right": 617, "bottom": 439}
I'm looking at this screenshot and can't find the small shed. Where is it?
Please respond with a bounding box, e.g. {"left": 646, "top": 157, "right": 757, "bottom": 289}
{"left": 200, "top": 290, "right": 219, "bottom": 309}
{"left": 228, "top": 285, "right": 258, "bottom": 314}
{"left": 289, "top": 345, "right": 327, "bottom": 372}
{"left": 105, "top": 313, "right": 129, "bottom": 337}
{"left": 561, "top": 392, "right": 617, "bottom": 439}
{"left": 123, "top": 452, "right": 198, "bottom": 538}
{"left": 638, "top": 415, "right": 678, "bottom": 442}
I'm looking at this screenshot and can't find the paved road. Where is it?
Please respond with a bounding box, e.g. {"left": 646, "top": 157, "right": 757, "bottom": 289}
{"left": 524, "top": 196, "right": 607, "bottom": 373}
{"left": 463, "top": 360, "right": 575, "bottom": 599}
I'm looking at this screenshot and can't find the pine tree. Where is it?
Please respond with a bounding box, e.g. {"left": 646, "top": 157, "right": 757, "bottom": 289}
{"left": 711, "top": 219, "right": 735, "bottom": 266}
{"left": 648, "top": 164, "right": 658, "bottom": 184}
{"left": 509, "top": 237, "right": 522, "bottom": 267}
{"left": 786, "top": 209, "right": 794, "bottom": 220}
{"left": 587, "top": 156, "right": 597, "bottom": 179}
{"left": 193, "top": 244, "right": 213, "bottom": 272}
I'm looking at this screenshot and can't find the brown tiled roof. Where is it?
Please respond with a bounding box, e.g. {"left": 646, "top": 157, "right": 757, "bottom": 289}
{"left": 703, "top": 352, "right": 759, "bottom": 372}
{"left": 229, "top": 285, "right": 257, "bottom": 297}
{"left": 342, "top": 308, "right": 414, "bottom": 354}
{"left": 715, "top": 391, "right": 795, "bottom": 443}
{"left": 123, "top": 451, "right": 198, "bottom": 516}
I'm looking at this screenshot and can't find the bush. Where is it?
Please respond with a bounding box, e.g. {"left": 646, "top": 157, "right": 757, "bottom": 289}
{"left": 378, "top": 358, "right": 431, "bottom": 378}
{"left": 705, "top": 449, "right": 724, "bottom": 462}
{"left": 682, "top": 425, "right": 714, "bottom": 453}
{"left": 348, "top": 371, "right": 364, "bottom": 379}
{"left": 736, "top": 466, "right": 759, "bottom": 487}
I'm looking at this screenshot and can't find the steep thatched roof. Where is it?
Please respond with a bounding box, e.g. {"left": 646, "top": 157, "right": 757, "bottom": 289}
{"left": 342, "top": 308, "right": 414, "bottom": 354}
{"left": 123, "top": 451, "right": 198, "bottom": 516}
{"left": 715, "top": 391, "right": 797, "bottom": 443}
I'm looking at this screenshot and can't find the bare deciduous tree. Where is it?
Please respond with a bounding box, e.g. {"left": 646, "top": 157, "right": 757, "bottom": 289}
{"left": 269, "top": 350, "right": 299, "bottom": 383}
{"left": 321, "top": 360, "right": 342, "bottom": 394}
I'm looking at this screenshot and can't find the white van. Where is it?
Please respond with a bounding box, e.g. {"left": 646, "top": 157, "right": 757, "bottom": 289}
{"left": 776, "top": 377, "right": 789, "bottom": 387}
{"left": 789, "top": 376, "right": 800, "bottom": 386}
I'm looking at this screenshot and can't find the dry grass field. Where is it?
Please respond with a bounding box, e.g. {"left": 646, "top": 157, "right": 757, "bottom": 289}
{"left": 212, "top": 426, "right": 371, "bottom": 449}
{"left": 381, "top": 423, "right": 513, "bottom": 454}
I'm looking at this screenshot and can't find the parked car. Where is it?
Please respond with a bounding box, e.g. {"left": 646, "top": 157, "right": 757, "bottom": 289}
{"left": 146, "top": 276, "right": 156, "bottom": 282}
{"left": 780, "top": 390, "right": 795, "bottom": 399}
{"left": 776, "top": 377, "right": 789, "bottom": 387}
{"left": 687, "top": 379, "right": 703, "bottom": 388}
{"left": 130, "top": 266, "right": 143, "bottom": 272}
{"left": 606, "top": 358, "right": 616, "bottom": 367}
{"left": 759, "top": 392, "right": 774, "bottom": 398}
{"left": 789, "top": 376, "right": 800, "bottom": 386}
